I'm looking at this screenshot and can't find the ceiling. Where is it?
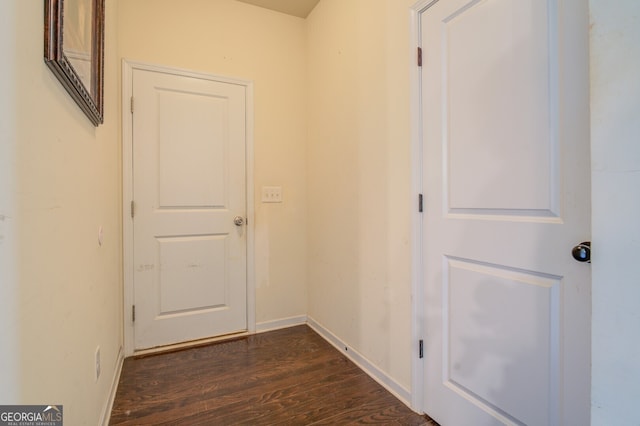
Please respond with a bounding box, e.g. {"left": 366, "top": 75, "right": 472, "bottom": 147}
{"left": 236, "top": 0, "right": 320, "bottom": 19}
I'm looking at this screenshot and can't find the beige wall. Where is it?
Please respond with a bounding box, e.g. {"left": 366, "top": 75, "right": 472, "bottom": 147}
{"left": 0, "top": 0, "right": 122, "bottom": 423}
{"left": 118, "top": 0, "right": 308, "bottom": 325}
{"left": 0, "top": 0, "right": 19, "bottom": 404}
{"left": 306, "top": 0, "right": 415, "bottom": 391}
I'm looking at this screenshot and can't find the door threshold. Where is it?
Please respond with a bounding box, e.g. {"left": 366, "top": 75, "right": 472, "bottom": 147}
{"left": 133, "top": 331, "right": 250, "bottom": 358}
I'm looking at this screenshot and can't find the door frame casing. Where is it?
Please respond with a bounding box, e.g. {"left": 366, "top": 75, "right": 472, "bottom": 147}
{"left": 121, "top": 60, "right": 256, "bottom": 356}
{"left": 409, "top": 0, "right": 436, "bottom": 413}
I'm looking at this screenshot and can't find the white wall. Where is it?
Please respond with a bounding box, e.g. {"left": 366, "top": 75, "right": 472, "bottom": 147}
{"left": 306, "top": 0, "right": 416, "bottom": 391}
{"left": 590, "top": 1, "right": 640, "bottom": 423}
{"left": 117, "top": 0, "right": 308, "bottom": 326}
{"left": 0, "top": 0, "right": 122, "bottom": 424}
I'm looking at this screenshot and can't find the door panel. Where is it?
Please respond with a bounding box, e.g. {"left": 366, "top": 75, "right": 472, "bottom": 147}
{"left": 157, "top": 90, "right": 227, "bottom": 208}
{"left": 445, "top": 0, "right": 557, "bottom": 215}
{"left": 157, "top": 235, "right": 227, "bottom": 314}
{"left": 133, "top": 68, "right": 247, "bottom": 350}
{"left": 421, "top": 0, "right": 590, "bottom": 424}
{"left": 444, "top": 257, "right": 560, "bottom": 425}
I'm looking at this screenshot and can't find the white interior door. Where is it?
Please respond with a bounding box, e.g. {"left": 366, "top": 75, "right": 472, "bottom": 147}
{"left": 132, "top": 68, "right": 247, "bottom": 350}
{"left": 420, "top": 0, "right": 591, "bottom": 424}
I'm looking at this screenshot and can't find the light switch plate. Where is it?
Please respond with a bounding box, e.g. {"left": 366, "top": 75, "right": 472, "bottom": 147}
{"left": 262, "top": 186, "right": 282, "bottom": 203}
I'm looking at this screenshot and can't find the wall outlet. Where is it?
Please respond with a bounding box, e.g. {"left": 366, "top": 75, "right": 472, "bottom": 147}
{"left": 262, "top": 186, "right": 283, "bottom": 203}
{"left": 95, "top": 347, "right": 101, "bottom": 382}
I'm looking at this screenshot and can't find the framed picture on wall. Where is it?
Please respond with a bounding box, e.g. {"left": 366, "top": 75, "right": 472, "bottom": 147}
{"left": 44, "top": 0, "right": 105, "bottom": 126}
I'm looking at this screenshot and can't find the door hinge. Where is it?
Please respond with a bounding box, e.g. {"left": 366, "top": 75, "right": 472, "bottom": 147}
{"left": 418, "top": 193, "right": 423, "bottom": 213}
{"left": 417, "top": 47, "right": 423, "bottom": 67}
{"left": 130, "top": 96, "right": 134, "bottom": 114}
{"left": 132, "top": 305, "right": 136, "bottom": 322}
{"left": 130, "top": 200, "right": 135, "bottom": 219}
{"left": 419, "top": 339, "right": 424, "bottom": 359}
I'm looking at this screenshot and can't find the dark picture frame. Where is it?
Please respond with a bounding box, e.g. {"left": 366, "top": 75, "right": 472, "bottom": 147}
{"left": 44, "top": 0, "right": 105, "bottom": 126}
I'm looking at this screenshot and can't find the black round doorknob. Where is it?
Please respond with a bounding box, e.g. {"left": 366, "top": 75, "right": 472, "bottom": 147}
{"left": 572, "top": 241, "right": 591, "bottom": 263}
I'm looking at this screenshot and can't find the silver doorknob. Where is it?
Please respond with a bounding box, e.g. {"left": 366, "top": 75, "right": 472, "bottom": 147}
{"left": 234, "top": 216, "right": 245, "bottom": 226}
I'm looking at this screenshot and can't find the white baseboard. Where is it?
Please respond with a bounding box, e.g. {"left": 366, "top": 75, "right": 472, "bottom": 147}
{"left": 100, "top": 346, "right": 124, "bottom": 426}
{"left": 256, "top": 315, "right": 307, "bottom": 333}
{"left": 306, "top": 316, "right": 412, "bottom": 407}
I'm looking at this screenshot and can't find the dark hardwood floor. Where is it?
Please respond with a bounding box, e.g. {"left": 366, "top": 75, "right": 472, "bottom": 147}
{"left": 110, "top": 325, "right": 437, "bottom": 425}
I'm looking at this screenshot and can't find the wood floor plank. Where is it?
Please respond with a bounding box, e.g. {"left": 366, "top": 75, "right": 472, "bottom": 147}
{"left": 112, "top": 357, "right": 361, "bottom": 424}
{"left": 110, "top": 325, "right": 436, "bottom": 425}
{"left": 205, "top": 375, "right": 388, "bottom": 424}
